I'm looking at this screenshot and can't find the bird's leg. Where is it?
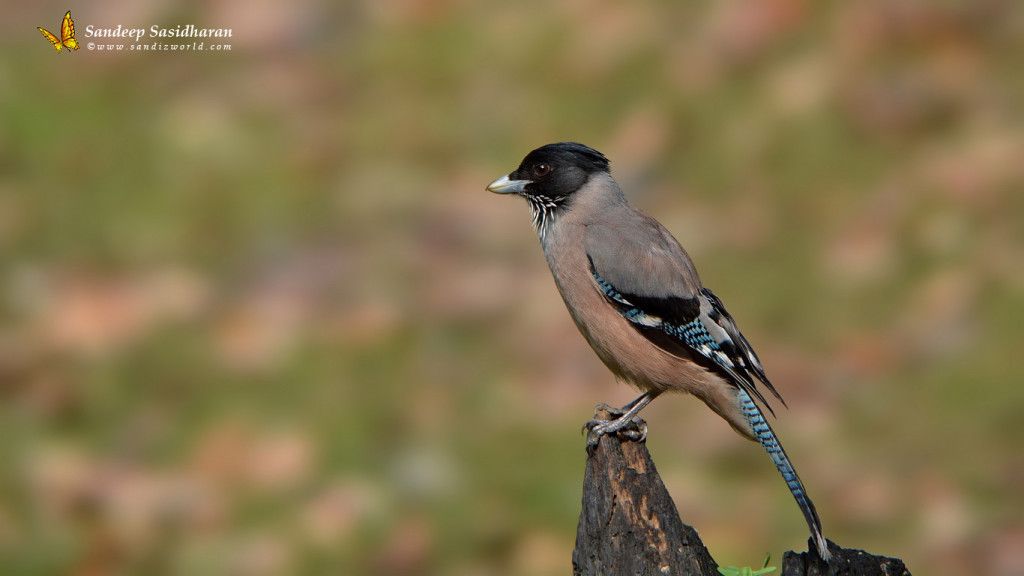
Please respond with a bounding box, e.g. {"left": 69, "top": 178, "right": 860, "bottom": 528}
{"left": 584, "top": 390, "right": 662, "bottom": 447}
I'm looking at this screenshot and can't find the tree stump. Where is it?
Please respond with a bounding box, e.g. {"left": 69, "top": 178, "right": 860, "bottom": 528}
{"left": 572, "top": 411, "right": 719, "bottom": 576}
{"left": 572, "top": 410, "right": 911, "bottom": 576}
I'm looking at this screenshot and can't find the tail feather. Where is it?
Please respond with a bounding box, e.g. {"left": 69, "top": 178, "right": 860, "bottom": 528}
{"left": 737, "top": 388, "right": 831, "bottom": 562}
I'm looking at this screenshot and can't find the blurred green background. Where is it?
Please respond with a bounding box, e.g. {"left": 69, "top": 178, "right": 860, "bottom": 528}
{"left": 3, "top": 1, "right": 1023, "bottom": 575}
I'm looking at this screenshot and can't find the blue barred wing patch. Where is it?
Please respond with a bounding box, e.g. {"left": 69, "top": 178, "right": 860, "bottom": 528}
{"left": 664, "top": 318, "right": 737, "bottom": 370}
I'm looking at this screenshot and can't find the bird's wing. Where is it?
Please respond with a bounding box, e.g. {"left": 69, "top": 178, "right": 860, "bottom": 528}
{"left": 584, "top": 218, "right": 785, "bottom": 412}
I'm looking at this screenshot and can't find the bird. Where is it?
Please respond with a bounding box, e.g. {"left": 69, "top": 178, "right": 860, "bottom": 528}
{"left": 486, "top": 142, "right": 831, "bottom": 562}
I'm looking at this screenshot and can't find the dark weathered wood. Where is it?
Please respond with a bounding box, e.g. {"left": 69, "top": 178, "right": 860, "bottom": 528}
{"left": 573, "top": 408, "right": 911, "bottom": 576}
{"left": 573, "top": 412, "right": 719, "bottom": 576}
{"left": 783, "top": 540, "right": 911, "bottom": 576}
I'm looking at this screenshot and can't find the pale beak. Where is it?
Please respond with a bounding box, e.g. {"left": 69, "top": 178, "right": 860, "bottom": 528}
{"left": 486, "top": 174, "right": 528, "bottom": 195}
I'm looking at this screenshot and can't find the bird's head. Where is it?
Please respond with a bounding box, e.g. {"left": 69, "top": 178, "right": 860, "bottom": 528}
{"left": 487, "top": 142, "right": 610, "bottom": 199}
{"left": 487, "top": 142, "right": 610, "bottom": 234}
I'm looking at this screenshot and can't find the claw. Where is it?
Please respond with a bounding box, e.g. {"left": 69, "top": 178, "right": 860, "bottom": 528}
{"left": 583, "top": 418, "right": 610, "bottom": 447}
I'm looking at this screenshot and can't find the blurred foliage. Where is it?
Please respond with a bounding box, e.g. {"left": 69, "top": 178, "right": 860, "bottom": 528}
{"left": 2, "top": 1, "right": 1023, "bottom": 575}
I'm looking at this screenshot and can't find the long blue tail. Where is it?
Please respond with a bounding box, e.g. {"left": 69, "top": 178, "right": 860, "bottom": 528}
{"left": 737, "top": 388, "right": 831, "bottom": 561}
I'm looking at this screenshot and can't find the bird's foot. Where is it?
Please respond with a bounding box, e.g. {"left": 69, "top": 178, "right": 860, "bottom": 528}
{"left": 582, "top": 412, "right": 648, "bottom": 448}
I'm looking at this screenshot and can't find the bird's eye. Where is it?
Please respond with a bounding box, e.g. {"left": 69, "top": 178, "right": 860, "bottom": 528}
{"left": 534, "top": 163, "right": 551, "bottom": 178}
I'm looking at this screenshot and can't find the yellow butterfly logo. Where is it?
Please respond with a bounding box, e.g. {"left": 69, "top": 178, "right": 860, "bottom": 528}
{"left": 38, "top": 11, "right": 79, "bottom": 53}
